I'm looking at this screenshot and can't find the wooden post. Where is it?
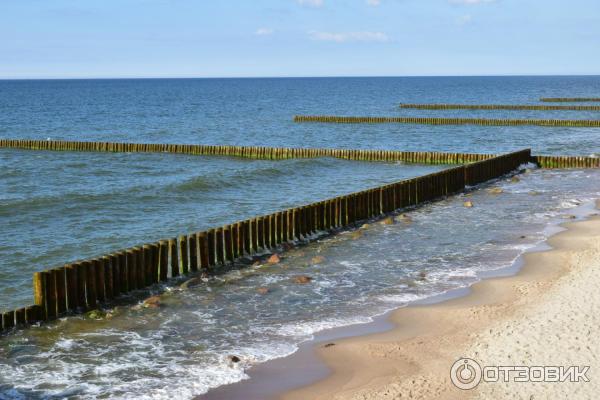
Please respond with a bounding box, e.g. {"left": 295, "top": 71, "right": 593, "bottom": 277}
{"left": 216, "top": 228, "right": 225, "bottom": 265}
{"left": 74, "top": 262, "right": 88, "bottom": 310}
{"left": 276, "top": 212, "right": 283, "bottom": 244}
{"left": 282, "top": 211, "right": 289, "bottom": 242}
{"left": 15, "top": 308, "right": 26, "bottom": 326}
{"left": 232, "top": 223, "right": 240, "bottom": 259}
{"left": 109, "top": 254, "right": 121, "bottom": 297}
{"left": 198, "top": 232, "right": 209, "bottom": 269}
{"left": 169, "top": 238, "right": 179, "bottom": 278}
{"left": 159, "top": 240, "right": 169, "bottom": 282}
{"left": 188, "top": 234, "right": 198, "bottom": 272}
{"left": 257, "top": 217, "right": 265, "bottom": 250}
{"left": 118, "top": 252, "right": 128, "bottom": 293}
{"left": 207, "top": 229, "right": 216, "bottom": 267}
{"left": 65, "top": 264, "right": 79, "bottom": 311}
{"left": 136, "top": 245, "right": 148, "bottom": 288}
{"left": 240, "top": 220, "right": 249, "bottom": 255}
{"left": 83, "top": 261, "right": 97, "bottom": 309}
{"left": 103, "top": 256, "right": 114, "bottom": 300}
{"left": 33, "top": 271, "right": 46, "bottom": 317}
{"left": 93, "top": 259, "right": 105, "bottom": 303}
{"left": 262, "top": 216, "right": 271, "bottom": 249}
{"left": 25, "top": 305, "right": 42, "bottom": 324}
{"left": 179, "top": 235, "right": 188, "bottom": 274}
{"left": 251, "top": 219, "right": 259, "bottom": 252}
{"left": 43, "top": 270, "right": 58, "bottom": 320}
{"left": 2, "top": 312, "right": 15, "bottom": 330}
{"left": 224, "top": 226, "right": 233, "bottom": 263}
{"left": 126, "top": 250, "right": 137, "bottom": 292}
{"left": 150, "top": 243, "right": 160, "bottom": 283}
{"left": 53, "top": 268, "right": 67, "bottom": 315}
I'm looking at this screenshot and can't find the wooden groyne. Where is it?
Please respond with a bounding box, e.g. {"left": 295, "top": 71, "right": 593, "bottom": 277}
{"left": 0, "top": 139, "right": 496, "bottom": 165}
{"left": 540, "top": 98, "right": 600, "bottom": 103}
{"left": 0, "top": 149, "right": 532, "bottom": 334}
{"left": 2, "top": 139, "right": 600, "bottom": 169}
{"left": 532, "top": 155, "right": 600, "bottom": 169}
{"left": 293, "top": 115, "right": 600, "bottom": 127}
{"left": 399, "top": 104, "right": 600, "bottom": 111}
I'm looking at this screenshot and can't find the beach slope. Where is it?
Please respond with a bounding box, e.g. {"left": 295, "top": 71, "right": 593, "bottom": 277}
{"left": 283, "top": 212, "right": 600, "bottom": 399}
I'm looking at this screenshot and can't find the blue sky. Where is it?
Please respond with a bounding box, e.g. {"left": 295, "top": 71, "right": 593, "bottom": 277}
{"left": 1, "top": 0, "right": 599, "bottom": 78}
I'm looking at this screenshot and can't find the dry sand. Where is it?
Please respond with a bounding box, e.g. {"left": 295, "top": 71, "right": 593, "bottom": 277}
{"left": 282, "top": 211, "right": 600, "bottom": 399}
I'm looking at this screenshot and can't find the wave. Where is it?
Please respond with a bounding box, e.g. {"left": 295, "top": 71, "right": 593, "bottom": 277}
{"left": 169, "top": 157, "right": 337, "bottom": 194}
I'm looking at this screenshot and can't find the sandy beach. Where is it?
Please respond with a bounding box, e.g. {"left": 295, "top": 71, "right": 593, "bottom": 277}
{"left": 282, "top": 205, "right": 600, "bottom": 399}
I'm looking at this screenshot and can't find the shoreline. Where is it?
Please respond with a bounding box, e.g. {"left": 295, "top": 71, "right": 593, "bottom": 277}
{"left": 201, "top": 200, "right": 600, "bottom": 400}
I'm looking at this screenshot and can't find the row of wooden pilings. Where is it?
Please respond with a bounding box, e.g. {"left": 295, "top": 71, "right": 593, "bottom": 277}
{"left": 532, "top": 155, "right": 600, "bottom": 169}
{"left": 399, "top": 104, "right": 600, "bottom": 111}
{"left": 540, "top": 98, "right": 600, "bottom": 103}
{"left": 1, "top": 139, "right": 599, "bottom": 169}
{"left": 0, "top": 139, "right": 495, "bottom": 164}
{"left": 293, "top": 115, "right": 600, "bottom": 127}
{"left": 0, "top": 149, "right": 532, "bottom": 333}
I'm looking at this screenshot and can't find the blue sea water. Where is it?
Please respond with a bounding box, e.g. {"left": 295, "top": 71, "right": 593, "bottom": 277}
{"left": 1, "top": 76, "right": 600, "bottom": 399}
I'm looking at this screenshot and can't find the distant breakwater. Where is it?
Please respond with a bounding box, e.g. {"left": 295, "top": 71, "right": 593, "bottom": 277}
{"left": 1, "top": 139, "right": 599, "bottom": 169}
{"left": 293, "top": 115, "right": 600, "bottom": 127}
{"left": 399, "top": 103, "right": 600, "bottom": 111}
{"left": 540, "top": 98, "right": 600, "bottom": 103}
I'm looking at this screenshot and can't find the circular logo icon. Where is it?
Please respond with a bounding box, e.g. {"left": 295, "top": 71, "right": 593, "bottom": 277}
{"left": 450, "top": 358, "right": 482, "bottom": 390}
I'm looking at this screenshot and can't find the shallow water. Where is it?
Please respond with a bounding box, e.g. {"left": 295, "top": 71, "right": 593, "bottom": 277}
{"left": 0, "top": 149, "right": 445, "bottom": 310}
{"left": 1, "top": 76, "right": 600, "bottom": 399}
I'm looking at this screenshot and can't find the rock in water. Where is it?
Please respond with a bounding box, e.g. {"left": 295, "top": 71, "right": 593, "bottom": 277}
{"left": 395, "top": 214, "right": 412, "bottom": 224}
{"left": 463, "top": 200, "right": 474, "bottom": 208}
{"left": 510, "top": 176, "right": 520, "bottom": 183}
{"left": 380, "top": 216, "right": 394, "bottom": 225}
{"left": 228, "top": 355, "right": 241, "bottom": 363}
{"left": 180, "top": 277, "right": 203, "bottom": 290}
{"left": 488, "top": 187, "right": 503, "bottom": 194}
{"left": 294, "top": 275, "right": 312, "bottom": 284}
{"left": 350, "top": 230, "right": 363, "bottom": 240}
{"left": 267, "top": 254, "right": 281, "bottom": 264}
{"left": 256, "top": 287, "right": 270, "bottom": 295}
{"left": 86, "top": 309, "right": 107, "bottom": 320}
{"left": 143, "top": 295, "right": 161, "bottom": 308}
{"left": 311, "top": 255, "right": 326, "bottom": 264}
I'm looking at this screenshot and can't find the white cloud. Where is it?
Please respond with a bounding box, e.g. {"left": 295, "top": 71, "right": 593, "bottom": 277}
{"left": 297, "top": 0, "right": 324, "bottom": 7}
{"left": 255, "top": 28, "right": 274, "bottom": 36}
{"left": 366, "top": 0, "right": 381, "bottom": 6}
{"left": 449, "top": 0, "right": 495, "bottom": 4}
{"left": 308, "top": 30, "right": 390, "bottom": 43}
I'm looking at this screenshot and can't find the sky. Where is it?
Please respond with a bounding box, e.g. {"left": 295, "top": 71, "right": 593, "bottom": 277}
{"left": 1, "top": 0, "right": 599, "bottom": 79}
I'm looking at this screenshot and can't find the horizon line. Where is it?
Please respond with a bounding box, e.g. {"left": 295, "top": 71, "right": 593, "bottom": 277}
{"left": 1, "top": 73, "right": 599, "bottom": 81}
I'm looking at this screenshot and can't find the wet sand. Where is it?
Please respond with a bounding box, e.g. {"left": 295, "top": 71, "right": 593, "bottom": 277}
{"left": 282, "top": 207, "right": 600, "bottom": 399}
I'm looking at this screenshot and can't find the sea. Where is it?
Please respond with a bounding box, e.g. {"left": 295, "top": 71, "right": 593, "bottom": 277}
{"left": 1, "top": 76, "right": 600, "bottom": 399}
